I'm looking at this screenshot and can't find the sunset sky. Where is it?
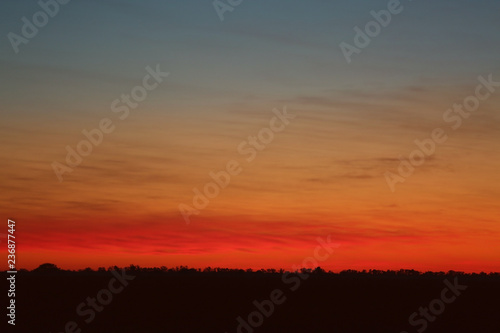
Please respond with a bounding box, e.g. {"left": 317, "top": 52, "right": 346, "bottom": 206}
{"left": 1, "top": 0, "right": 499, "bottom": 272}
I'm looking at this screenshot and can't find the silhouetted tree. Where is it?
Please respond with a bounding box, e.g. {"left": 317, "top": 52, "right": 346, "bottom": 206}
{"left": 34, "top": 263, "right": 61, "bottom": 272}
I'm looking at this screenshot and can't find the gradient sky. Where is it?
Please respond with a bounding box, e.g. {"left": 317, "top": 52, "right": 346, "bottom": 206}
{"left": 1, "top": 0, "right": 499, "bottom": 272}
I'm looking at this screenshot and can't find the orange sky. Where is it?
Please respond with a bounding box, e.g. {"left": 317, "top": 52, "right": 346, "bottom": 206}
{"left": 3, "top": 88, "right": 500, "bottom": 272}
{"left": 1, "top": 1, "right": 499, "bottom": 273}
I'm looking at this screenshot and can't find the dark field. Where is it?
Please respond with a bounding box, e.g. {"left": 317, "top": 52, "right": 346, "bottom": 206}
{"left": 3, "top": 267, "right": 500, "bottom": 333}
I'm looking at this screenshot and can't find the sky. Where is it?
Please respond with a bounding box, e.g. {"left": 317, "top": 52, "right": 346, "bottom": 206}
{"left": 1, "top": 0, "right": 499, "bottom": 272}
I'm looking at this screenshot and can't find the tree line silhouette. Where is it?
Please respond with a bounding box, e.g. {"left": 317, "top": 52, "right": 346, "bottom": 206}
{"left": 23, "top": 263, "right": 500, "bottom": 279}
{"left": 4, "top": 263, "right": 499, "bottom": 332}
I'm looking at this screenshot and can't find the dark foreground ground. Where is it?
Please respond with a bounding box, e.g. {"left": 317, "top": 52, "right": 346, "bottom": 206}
{"left": 2, "top": 266, "right": 500, "bottom": 333}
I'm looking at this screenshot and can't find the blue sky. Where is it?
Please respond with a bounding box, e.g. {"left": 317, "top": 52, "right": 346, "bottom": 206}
{"left": 2, "top": 0, "right": 499, "bottom": 116}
